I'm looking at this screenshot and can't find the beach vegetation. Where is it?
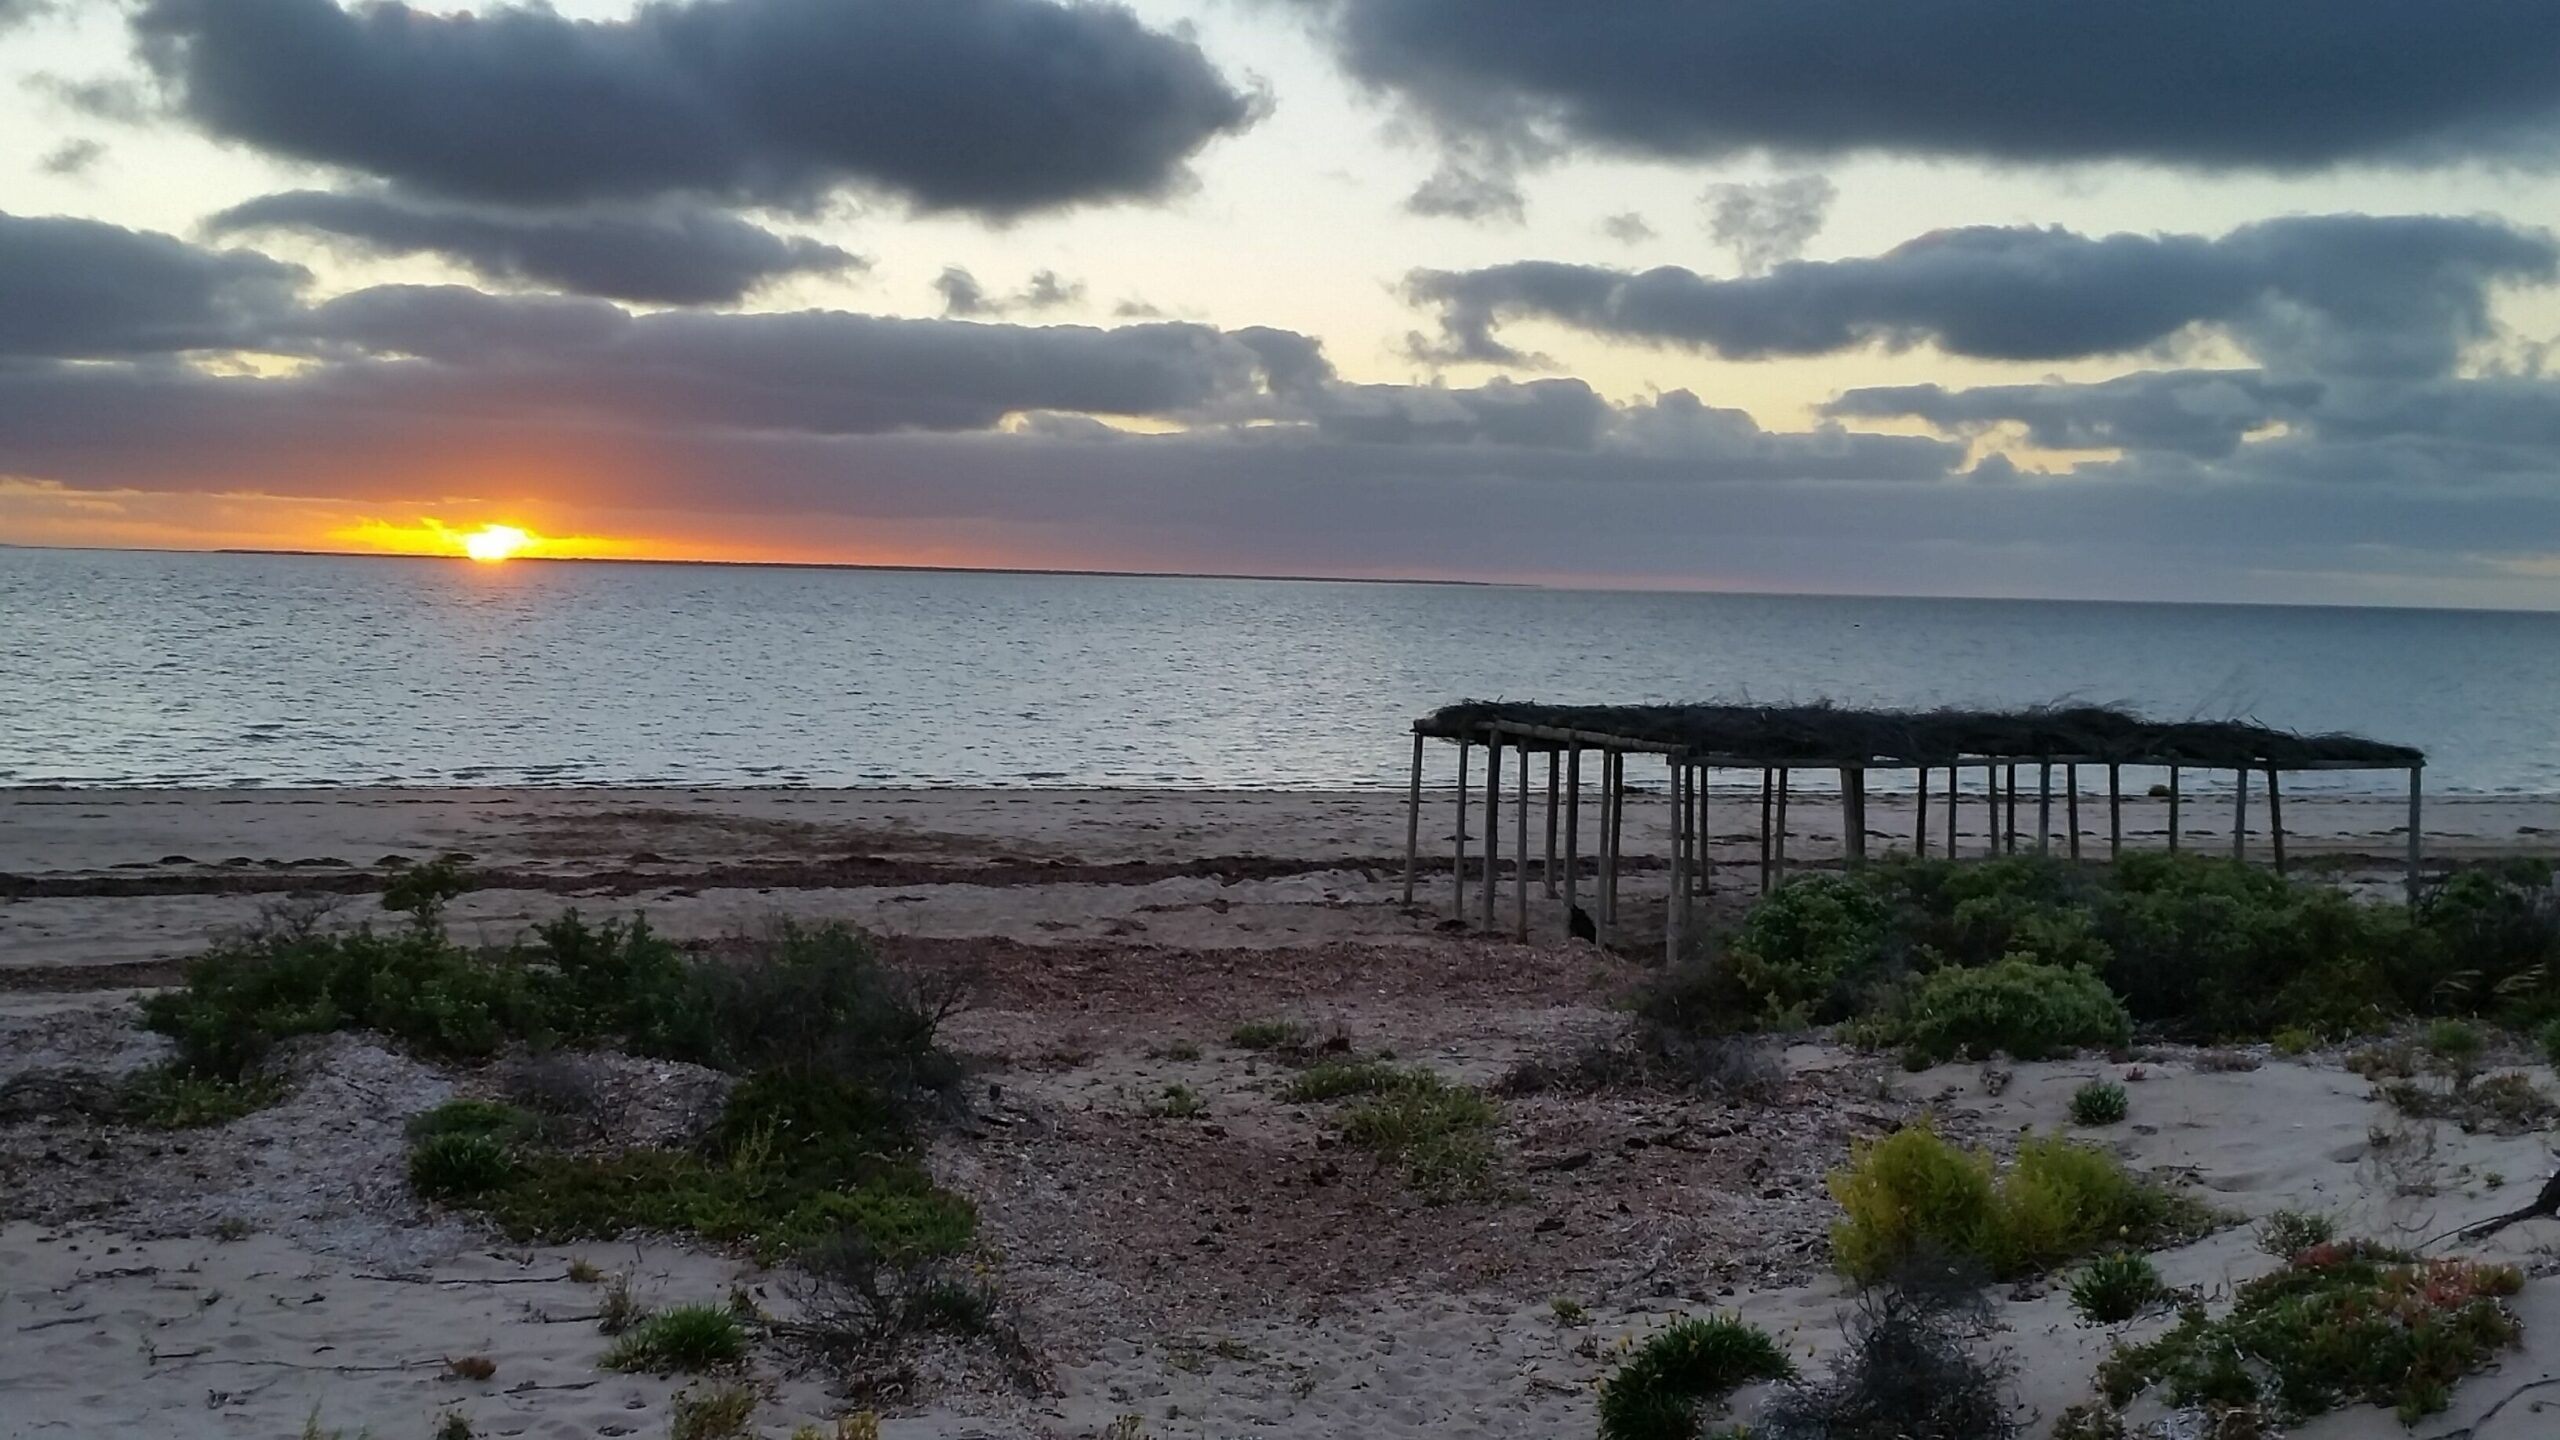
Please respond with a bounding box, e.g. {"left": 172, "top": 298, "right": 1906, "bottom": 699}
{"left": 1693, "top": 854, "right": 2560, "bottom": 1049}
{"left": 1749, "top": 1274, "right": 2016, "bottom": 1440}
{"left": 2096, "top": 1241, "right": 2523, "bottom": 1424}
{"left": 1829, "top": 1125, "right": 2213, "bottom": 1283}
{"left": 602, "top": 1303, "right": 749, "bottom": 1373}
{"left": 2255, "top": 1208, "right": 2338, "bottom": 1260}
{"left": 1324, "top": 1069, "right": 1501, "bottom": 1202}
{"left": 2068, "top": 1252, "right": 2169, "bottom": 1324}
{"left": 157, "top": 901, "right": 978, "bottom": 1267}
{"left": 2069, "top": 1080, "right": 2130, "bottom": 1126}
{"left": 778, "top": 1225, "right": 998, "bottom": 1362}
{"left": 665, "top": 1382, "right": 759, "bottom": 1440}
{"left": 117, "top": 1065, "right": 280, "bottom": 1129}
{"left": 1886, "top": 958, "right": 2131, "bottom": 1065}
{"left": 432, "top": 1410, "right": 474, "bottom": 1440}
{"left": 1595, "top": 1314, "right": 1793, "bottom": 1440}
{"left": 1146, "top": 1083, "right": 1207, "bottom": 1118}
{"left": 1229, "top": 1019, "right": 1312, "bottom": 1052}
{"left": 1282, "top": 1058, "right": 1408, "bottom": 1102}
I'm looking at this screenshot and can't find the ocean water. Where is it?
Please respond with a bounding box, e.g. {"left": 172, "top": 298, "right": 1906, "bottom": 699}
{"left": 4, "top": 547, "right": 2557, "bottom": 795}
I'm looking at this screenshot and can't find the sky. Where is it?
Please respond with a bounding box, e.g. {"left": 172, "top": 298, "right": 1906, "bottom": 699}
{"left": 6, "top": 0, "right": 2560, "bottom": 606}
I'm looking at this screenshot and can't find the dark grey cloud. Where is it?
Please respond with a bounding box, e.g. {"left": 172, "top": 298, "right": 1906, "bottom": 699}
{"left": 38, "top": 139, "right": 105, "bottom": 177}
{"left": 133, "top": 0, "right": 1256, "bottom": 217}
{"left": 204, "top": 191, "right": 862, "bottom": 305}
{"left": 0, "top": 0, "right": 51, "bottom": 31}
{"left": 0, "top": 211, "right": 306, "bottom": 358}
{"left": 1827, "top": 372, "right": 2327, "bottom": 460}
{"left": 1308, "top": 0, "right": 2560, "bottom": 173}
{"left": 1405, "top": 164, "right": 1525, "bottom": 224}
{"left": 1408, "top": 215, "right": 2558, "bottom": 377}
{"left": 1702, "top": 175, "right": 1834, "bottom": 274}
{"left": 935, "top": 267, "right": 1086, "bottom": 318}
{"left": 1600, "top": 212, "right": 1653, "bottom": 245}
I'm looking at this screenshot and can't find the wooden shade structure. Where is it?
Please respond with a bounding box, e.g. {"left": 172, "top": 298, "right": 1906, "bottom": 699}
{"left": 1398, "top": 701, "right": 2427, "bottom": 961}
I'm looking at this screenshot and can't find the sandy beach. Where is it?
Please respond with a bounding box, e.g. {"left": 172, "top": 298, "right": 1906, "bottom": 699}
{"left": 5, "top": 786, "right": 2560, "bottom": 1439}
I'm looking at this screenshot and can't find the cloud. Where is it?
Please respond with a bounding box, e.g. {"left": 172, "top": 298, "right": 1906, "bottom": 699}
{"left": 1307, "top": 0, "right": 2560, "bottom": 174}
{"left": 1405, "top": 164, "right": 1525, "bottom": 224}
{"left": 204, "top": 191, "right": 863, "bottom": 305}
{"left": 0, "top": 0, "right": 51, "bottom": 32}
{"left": 935, "top": 266, "right": 1086, "bottom": 318}
{"left": 0, "top": 211, "right": 306, "bottom": 358}
{"left": 1407, "top": 214, "right": 2558, "bottom": 376}
{"left": 38, "top": 140, "right": 105, "bottom": 177}
{"left": 133, "top": 0, "right": 1257, "bottom": 217}
{"left": 1702, "top": 175, "right": 1834, "bottom": 274}
{"left": 1826, "top": 371, "right": 2327, "bottom": 459}
{"left": 1600, "top": 212, "right": 1653, "bottom": 245}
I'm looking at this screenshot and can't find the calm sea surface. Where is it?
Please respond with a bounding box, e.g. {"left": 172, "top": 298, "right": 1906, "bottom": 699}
{"left": 5, "top": 547, "right": 2557, "bottom": 795}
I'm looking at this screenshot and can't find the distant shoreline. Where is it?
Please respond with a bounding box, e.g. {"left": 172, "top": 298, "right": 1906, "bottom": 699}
{"left": 193, "top": 545, "right": 1512, "bottom": 588}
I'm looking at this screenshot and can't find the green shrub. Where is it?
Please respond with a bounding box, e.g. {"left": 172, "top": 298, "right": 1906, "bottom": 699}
{"left": 2069, "top": 1080, "right": 2129, "bottom": 1126}
{"left": 2101, "top": 1242, "right": 2523, "bottom": 1423}
{"left": 601, "top": 1303, "right": 748, "bottom": 1373}
{"left": 1830, "top": 1126, "right": 2208, "bottom": 1283}
{"left": 1148, "top": 1084, "right": 1206, "bottom": 1119}
{"left": 409, "top": 1132, "right": 517, "bottom": 1200}
{"left": 2423, "top": 1019, "right": 2486, "bottom": 1084}
{"left": 117, "top": 1066, "right": 280, "bottom": 1129}
{"left": 2271, "top": 1025, "right": 2319, "bottom": 1055}
{"left": 1337, "top": 1072, "right": 1500, "bottom": 1202}
{"left": 1595, "top": 1315, "right": 1793, "bottom": 1440}
{"left": 407, "top": 1098, "right": 539, "bottom": 1143}
{"left": 1724, "top": 874, "right": 1897, "bottom": 1025}
{"left": 2069, "top": 1252, "right": 2167, "bottom": 1324}
{"left": 2256, "top": 1208, "right": 2337, "bottom": 1259}
{"left": 666, "top": 1383, "right": 757, "bottom": 1440}
{"left": 1229, "top": 1019, "right": 1311, "bottom": 1051}
{"left": 2541, "top": 1017, "right": 2560, "bottom": 1069}
{"left": 1889, "top": 958, "right": 2131, "bottom": 1064}
{"left": 1283, "top": 1059, "right": 1407, "bottom": 1102}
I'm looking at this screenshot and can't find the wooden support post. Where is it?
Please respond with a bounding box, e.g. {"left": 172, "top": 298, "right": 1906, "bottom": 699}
{"left": 1482, "top": 732, "right": 1502, "bottom": 930}
{"left": 1758, "top": 768, "right": 1775, "bottom": 894}
{"left": 2004, "top": 763, "right": 2019, "bottom": 853}
{"left": 2231, "top": 765, "right": 2248, "bottom": 863}
{"left": 2407, "top": 766, "right": 2424, "bottom": 906}
{"left": 2066, "top": 764, "right": 2081, "bottom": 862}
{"left": 1841, "top": 767, "right": 1864, "bottom": 871}
{"left": 1946, "top": 761, "right": 1960, "bottom": 857}
{"left": 1401, "top": 731, "right": 1424, "bottom": 905}
{"left": 2267, "top": 766, "right": 2286, "bottom": 877}
{"left": 1915, "top": 766, "right": 1930, "bottom": 858}
{"left": 1543, "top": 752, "right": 1561, "bottom": 898}
{"left": 1598, "top": 751, "right": 1617, "bottom": 931}
{"left": 1665, "top": 761, "right": 1686, "bottom": 963}
{"left": 1563, "top": 746, "right": 1581, "bottom": 932}
{"left": 1699, "top": 767, "right": 1713, "bottom": 897}
{"left": 2107, "top": 763, "right": 2122, "bottom": 862}
{"left": 1774, "top": 768, "right": 1791, "bottom": 884}
{"left": 1688, "top": 764, "right": 1707, "bottom": 896}
{"left": 2167, "top": 765, "right": 2182, "bottom": 854}
{"left": 2036, "top": 761, "right": 2052, "bottom": 856}
{"left": 1453, "top": 741, "right": 1470, "bottom": 917}
{"left": 1597, "top": 753, "right": 1617, "bottom": 932}
{"left": 1984, "top": 761, "right": 1999, "bottom": 858}
{"left": 1515, "top": 744, "right": 1530, "bottom": 941}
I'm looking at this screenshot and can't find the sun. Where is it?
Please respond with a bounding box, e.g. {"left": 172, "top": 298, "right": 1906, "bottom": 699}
{"left": 461, "top": 524, "right": 532, "bottom": 562}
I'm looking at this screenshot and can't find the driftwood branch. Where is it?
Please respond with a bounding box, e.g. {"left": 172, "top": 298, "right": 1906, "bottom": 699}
{"left": 2424, "top": 1171, "right": 2560, "bottom": 1250}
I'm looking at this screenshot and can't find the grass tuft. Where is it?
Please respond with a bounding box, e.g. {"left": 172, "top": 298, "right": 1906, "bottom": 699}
{"left": 1595, "top": 1314, "right": 1793, "bottom": 1440}
{"left": 2068, "top": 1252, "right": 2168, "bottom": 1324}
{"left": 2068, "top": 1080, "right": 2130, "bottom": 1126}
{"left": 602, "top": 1303, "right": 749, "bottom": 1374}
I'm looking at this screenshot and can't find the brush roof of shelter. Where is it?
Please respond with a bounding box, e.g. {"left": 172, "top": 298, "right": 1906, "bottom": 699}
{"left": 1413, "top": 701, "right": 2422, "bottom": 770}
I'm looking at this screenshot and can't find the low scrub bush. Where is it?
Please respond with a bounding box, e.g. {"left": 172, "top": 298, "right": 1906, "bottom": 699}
{"left": 666, "top": 1384, "right": 758, "bottom": 1440}
{"left": 159, "top": 904, "right": 976, "bottom": 1266}
{"left": 1888, "top": 959, "right": 2131, "bottom": 1065}
{"left": 2068, "top": 1252, "right": 2168, "bottom": 1324}
{"left": 1337, "top": 1071, "right": 1500, "bottom": 1202}
{"left": 2068, "top": 1080, "right": 2129, "bottom": 1126}
{"left": 2099, "top": 1241, "right": 2523, "bottom": 1424}
{"left": 1751, "top": 1278, "right": 2016, "bottom": 1440}
{"left": 1595, "top": 1314, "right": 1793, "bottom": 1440}
{"left": 2255, "top": 1208, "right": 2337, "bottom": 1259}
{"left": 1829, "top": 1126, "right": 2210, "bottom": 1283}
{"left": 1717, "top": 875, "right": 1898, "bottom": 1026}
{"left": 1282, "top": 1059, "right": 1407, "bottom": 1102}
{"left": 2383, "top": 1070, "right": 2558, "bottom": 1134}
{"left": 408, "top": 1132, "right": 517, "bottom": 1200}
{"left": 780, "top": 1226, "right": 998, "bottom": 1361}
{"left": 603, "top": 1303, "right": 749, "bottom": 1373}
{"left": 1229, "top": 1019, "right": 1311, "bottom": 1052}
{"left": 117, "top": 1066, "right": 280, "bottom": 1129}
{"left": 2541, "top": 1017, "right": 2560, "bottom": 1069}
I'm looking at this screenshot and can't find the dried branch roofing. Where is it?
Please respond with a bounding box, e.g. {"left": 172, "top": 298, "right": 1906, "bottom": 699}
{"left": 1413, "top": 701, "right": 2422, "bottom": 770}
